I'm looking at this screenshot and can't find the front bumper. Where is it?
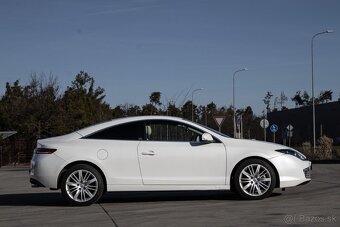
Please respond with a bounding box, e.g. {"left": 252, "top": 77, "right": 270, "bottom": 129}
{"left": 303, "top": 165, "right": 312, "bottom": 179}
{"left": 271, "top": 155, "right": 312, "bottom": 188}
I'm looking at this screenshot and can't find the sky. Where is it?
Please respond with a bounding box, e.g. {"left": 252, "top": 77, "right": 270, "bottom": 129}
{"left": 0, "top": 0, "right": 339, "bottom": 114}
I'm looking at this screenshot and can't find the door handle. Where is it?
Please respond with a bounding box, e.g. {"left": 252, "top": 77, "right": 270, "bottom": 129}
{"left": 141, "top": 150, "right": 156, "bottom": 156}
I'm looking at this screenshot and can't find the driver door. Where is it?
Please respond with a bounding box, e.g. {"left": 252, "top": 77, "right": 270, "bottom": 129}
{"left": 137, "top": 120, "right": 226, "bottom": 185}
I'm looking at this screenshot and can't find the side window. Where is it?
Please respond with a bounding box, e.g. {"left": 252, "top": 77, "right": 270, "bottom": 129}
{"left": 84, "top": 122, "right": 144, "bottom": 140}
{"left": 145, "top": 121, "right": 203, "bottom": 142}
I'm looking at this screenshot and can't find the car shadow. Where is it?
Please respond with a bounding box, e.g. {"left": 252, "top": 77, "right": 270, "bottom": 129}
{"left": 0, "top": 192, "right": 66, "bottom": 206}
{"left": 0, "top": 191, "right": 282, "bottom": 206}
{"left": 99, "top": 190, "right": 282, "bottom": 203}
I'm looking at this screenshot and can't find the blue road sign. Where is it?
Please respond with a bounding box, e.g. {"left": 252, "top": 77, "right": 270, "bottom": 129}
{"left": 270, "top": 124, "right": 278, "bottom": 133}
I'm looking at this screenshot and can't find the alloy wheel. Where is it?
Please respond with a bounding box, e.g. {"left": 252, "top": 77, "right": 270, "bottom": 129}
{"left": 65, "top": 169, "right": 99, "bottom": 202}
{"left": 239, "top": 164, "right": 272, "bottom": 196}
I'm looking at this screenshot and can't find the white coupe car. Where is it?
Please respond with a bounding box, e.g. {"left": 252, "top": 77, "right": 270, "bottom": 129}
{"left": 30, "top": 116, "right": 311, "bottom": 206}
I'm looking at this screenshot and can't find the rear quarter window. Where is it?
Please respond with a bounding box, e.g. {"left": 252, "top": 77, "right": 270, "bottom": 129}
{"left": 83, "top": 121, "right": 144, "bottom": 140}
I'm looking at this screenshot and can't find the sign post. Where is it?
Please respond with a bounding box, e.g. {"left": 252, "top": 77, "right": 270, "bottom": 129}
{"left": 260, "top": 119, "right": 269, "bottom": 141}
{"left": 270, "top": 124, "right": 278, "bottom": 143}
{"left": 213, "top": 116, "right": 226, "bottom": 132}
{"left": 286, "top": 124, "right": 294, "bottom": 147}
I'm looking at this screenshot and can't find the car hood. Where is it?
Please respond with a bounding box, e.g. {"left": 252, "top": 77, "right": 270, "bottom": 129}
{"left": 221, "top": 137, "right": 293, "bottom": 158}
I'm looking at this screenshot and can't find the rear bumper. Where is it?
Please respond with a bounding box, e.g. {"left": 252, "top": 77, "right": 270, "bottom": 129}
{"left": 30, "top": 153, "right": 66, "bottom": 189}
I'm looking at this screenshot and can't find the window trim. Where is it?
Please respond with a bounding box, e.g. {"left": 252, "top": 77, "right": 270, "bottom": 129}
{"left": 81, "top": 119, "right": 222, "bottom": 143}
{"left": 143, "top": 119, "right": 222, "bottom": 143}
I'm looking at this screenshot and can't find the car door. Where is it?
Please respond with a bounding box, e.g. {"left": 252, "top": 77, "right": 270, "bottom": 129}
{"left": 137, "top": 120, "right": 226, "bottom": 185}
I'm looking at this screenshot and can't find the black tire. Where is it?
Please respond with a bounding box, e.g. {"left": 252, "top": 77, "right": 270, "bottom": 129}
{"left": 61, "top": 164, "right": 104, "bottom": 206}
{"left": 233, "top": 158, "right": 276, "bottom": 200}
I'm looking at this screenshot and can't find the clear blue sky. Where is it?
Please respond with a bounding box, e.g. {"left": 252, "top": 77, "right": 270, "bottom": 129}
{"left": 1, "top": 0, "right": 339, "bottom": 114}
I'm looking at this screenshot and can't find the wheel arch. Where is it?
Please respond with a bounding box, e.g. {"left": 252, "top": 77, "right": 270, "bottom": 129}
{"left": 230, "top": 156, "right": 280, "bottom": 190}
{"left": 57, "top": 161, "right": 107, "bottom": 192}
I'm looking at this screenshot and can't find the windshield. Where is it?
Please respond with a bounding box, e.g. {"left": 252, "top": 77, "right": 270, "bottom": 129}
{"left": 181, "top": 119, "right": 230, "bottom": 138}
{"left": 199, "top": 124, "right": 230, "bottom": 138}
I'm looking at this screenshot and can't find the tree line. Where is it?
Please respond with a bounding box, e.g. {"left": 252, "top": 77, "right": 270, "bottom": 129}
{"left": 0, "top": 71, "right": 337, "bottom": 164}
{"left": 0, "top": 71, "right": 266, "bottom": 141}
{"left": 262, "top": 89, "right": 335, "bottom": 114}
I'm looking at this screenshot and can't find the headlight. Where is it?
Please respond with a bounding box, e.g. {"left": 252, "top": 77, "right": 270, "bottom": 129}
{"left": 275, "top": 149, "right": 307, "bottom": 160}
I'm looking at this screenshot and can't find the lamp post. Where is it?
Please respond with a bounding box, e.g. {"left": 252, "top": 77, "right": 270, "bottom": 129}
{"left": 191, "top": 88, "right": 203, "bottom": 122}
{"left": 233, "top": 68, "right": 248, "bottom": 138}
{"left": 311, "top": 30, "right": 333, "bottom": 154}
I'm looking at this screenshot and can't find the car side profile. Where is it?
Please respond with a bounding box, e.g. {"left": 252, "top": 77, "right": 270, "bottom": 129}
{"left": 30, "top": 116, "right": 311, "bottom": 206}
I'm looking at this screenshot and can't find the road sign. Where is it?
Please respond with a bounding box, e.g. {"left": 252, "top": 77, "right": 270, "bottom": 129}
{"left": 286, "top": 124, "right": 294, "bottom": 131}
{"left": 270, "top": 124, "right": 278, "bottom": 133}
{"left": 260, "top": 119, "right": 269, "bottom": 129}
{"left": 213, "top": 116, "right": 226, "bottom": 132}
{"left": 270, "top": 124, "right": 278, "bottom": 143}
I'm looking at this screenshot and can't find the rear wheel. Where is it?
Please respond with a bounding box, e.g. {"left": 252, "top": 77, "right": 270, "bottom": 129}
{"left": 233, "top": 158, "right": 276, "bottom": 200}
{"left": 61, "top": 164, "right": 104, "bottom": 206}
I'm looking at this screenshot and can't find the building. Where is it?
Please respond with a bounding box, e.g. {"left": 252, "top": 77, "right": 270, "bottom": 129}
{"left": 267, "top": 101, "right": 340, "bottom": 145}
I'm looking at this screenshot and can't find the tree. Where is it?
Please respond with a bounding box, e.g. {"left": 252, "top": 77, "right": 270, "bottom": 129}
{"left": 126, "top": 105, "right": 142, "bottom": 116}
{"left": 291, "top": 90, "right": 333, "bottom": 107}
{"left": 302, "top": 91, "right": 311, "bottom": 106}
{"left": 318, "top": 90, "right": 333, "bottom": 104}
{"left": 273, "top": 97, "right": 279, "bottom": 112}
{"left": 0, "top": 74, "right": 63, "bottom": 139}
{"left": 112, "top": 105, "right": 126, "bottom": 118}
{"left": 263, "top": 92, "right": 273, "bottom": 113}
{"left": 181, "top": 101, "right": 193, "bottom": 120}
{"left": 23, "top": 74, "right": 63, "bottom": 138}
{"left": 278, "top": 92, "right": 288, "bottom": 110}
{"left": 0, "top": 80, "right": 25, "bottom": 130}
{"left": 291, "top": 91, "right": 303, "bottom": 107}
{"left": 61, "top": 71, "right": 112, "bottom": 131}
{"left": 142, "top": 103, "right": 157, "bottom": 115}
{"left": 149, "top": 91, "right": 162, "bottom": 115}
{"left": 166, "top": 103, "right": 181, "bottom": 116}
{"left": 237, "top": 106, "right": 256, "bottom": 139}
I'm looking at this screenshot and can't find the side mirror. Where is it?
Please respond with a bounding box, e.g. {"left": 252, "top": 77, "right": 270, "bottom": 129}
{"left": 201, "top": 133, "right": 214, "bottom": 143}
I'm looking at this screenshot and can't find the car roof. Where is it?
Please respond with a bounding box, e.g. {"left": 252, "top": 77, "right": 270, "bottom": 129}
{"left": 76, "top": 115, "right": 193, "bottom": 136}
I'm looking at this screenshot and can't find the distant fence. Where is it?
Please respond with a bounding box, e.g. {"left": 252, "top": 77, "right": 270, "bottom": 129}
{"left": 0, "top": 139, "right": 35, "bottom": 167}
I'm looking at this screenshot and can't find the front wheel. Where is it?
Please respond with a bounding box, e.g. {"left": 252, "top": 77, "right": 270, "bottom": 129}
{"left": 233, "top": 159, "right": 276, "bottom": 200}
{"left": 61, "top": 164, "right": 104, "bottom": 206}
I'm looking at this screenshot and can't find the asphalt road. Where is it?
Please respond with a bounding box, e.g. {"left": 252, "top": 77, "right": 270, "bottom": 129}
{"left": 0, "top": 164, "right": 339, "bottom": 227}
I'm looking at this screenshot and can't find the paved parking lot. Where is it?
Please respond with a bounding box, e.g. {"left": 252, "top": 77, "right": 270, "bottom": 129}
{"left": 0, "top": 164, "right": 339, "bottom": 227}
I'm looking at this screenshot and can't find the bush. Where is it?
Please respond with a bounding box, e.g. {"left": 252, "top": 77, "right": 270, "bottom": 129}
{"left": 316, "top": 136, "right": 334, "bottom": 160}
{"left": 301, "top": 141, "right": 312, "bottom": 159}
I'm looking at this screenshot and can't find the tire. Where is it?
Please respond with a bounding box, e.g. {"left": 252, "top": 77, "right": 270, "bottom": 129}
{"left": 233, "top": 158, "right": 276, "bottom": 200}
{"left": 61, "top": 164, "right": 104, "bottom": 206}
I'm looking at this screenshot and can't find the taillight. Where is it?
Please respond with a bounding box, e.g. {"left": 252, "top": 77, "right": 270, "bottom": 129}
{"left": 35, "top": 148, "right": 57, "bottom": 154}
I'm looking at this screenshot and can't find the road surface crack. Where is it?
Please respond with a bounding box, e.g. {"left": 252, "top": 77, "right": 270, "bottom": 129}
{"left": 99, "top": 203, "right": 119, "bottom": 227}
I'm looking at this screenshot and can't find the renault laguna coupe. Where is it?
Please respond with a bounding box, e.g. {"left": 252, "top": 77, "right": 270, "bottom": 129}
{"left": 30, "top": 116, "right": 311, "bottom": 206}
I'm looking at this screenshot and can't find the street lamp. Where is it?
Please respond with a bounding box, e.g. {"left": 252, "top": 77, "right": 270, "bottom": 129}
{"left": 311, "top": 30, "right": 333, "bottom": 154}
{"left": 233, "top": 68, "right": 248, "bottom": 138}
{"left": 191, "top": 88, "right": 203, "bottom": 122}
